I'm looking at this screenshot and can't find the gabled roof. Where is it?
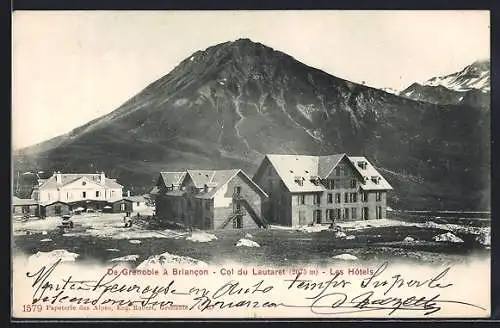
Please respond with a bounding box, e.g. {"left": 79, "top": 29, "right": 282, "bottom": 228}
{"left": 124, "top": 195, "right": 147, "bottom": 203}
{"left": 318, "top": 154, "right": 346, "bottom": 177}
{"left": 39, "top": 173, "right": 123, "bottom": 189}
{"left": 265, "top": 154, "right": 325, "bottom": 193}
{"left": 348, "top": 157, "right": 393, "bottom": 191}
{"left": 191, "top": 169, "right": 268, "bottom": 199}
{"left": 159, "top": 169, "right": 268, "bottom": 200}
{"left": 187, "top": 169, "right": 239, "bottom": 189}
{"left": 12, "top": 196, "right": 38, "bottom": 206}
{"left": 158, "top": 172, "right": 187, "bottom": 188}
{"left": 263, "top": 154, "right": 393, "bottom": 192}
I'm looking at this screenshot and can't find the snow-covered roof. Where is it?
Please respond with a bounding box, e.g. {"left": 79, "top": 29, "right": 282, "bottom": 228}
{"left": 39, "top": 173, "right": 123, "bottom": 190}
{"left": 263, "top": 154, "right": 392, "bottom": 193}
{"left": 12, "top": 196, "right": 38, "bottom": 206}
{"left": 158, "top": 172, "right": 187, "bottom": 187}
{"left": 348, "top": 156, "right": 393, "bottom": 191}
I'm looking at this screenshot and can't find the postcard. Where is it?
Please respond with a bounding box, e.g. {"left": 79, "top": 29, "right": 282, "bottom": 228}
{"left": 11, "top": 10, "right": 491, "bottom": 319}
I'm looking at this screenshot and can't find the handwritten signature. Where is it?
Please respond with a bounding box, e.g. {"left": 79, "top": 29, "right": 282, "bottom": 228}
{"left": 24, "top": 260, "right": 486, "bottom": 316}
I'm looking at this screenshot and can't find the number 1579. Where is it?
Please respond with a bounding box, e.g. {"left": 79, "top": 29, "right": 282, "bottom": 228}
{"left": 22, "top": 304, "right": 42, "bottom": 312}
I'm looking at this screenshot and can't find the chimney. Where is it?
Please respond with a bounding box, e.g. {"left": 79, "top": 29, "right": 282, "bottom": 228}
{"left": 55, "top": 171, "right": 62, "bottom": 184}
{"left": 127, "top": 190, "right": 131, "bottom": 197}
{"left": 100, "top": 171, "right": 105, "bottom": 184}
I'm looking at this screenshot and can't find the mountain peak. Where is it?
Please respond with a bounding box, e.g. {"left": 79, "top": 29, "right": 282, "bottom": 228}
{"left": 419, "top": 59, "right": 490, "bottom": 93}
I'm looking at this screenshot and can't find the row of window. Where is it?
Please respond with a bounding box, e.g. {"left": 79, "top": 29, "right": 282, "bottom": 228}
{"left": 47, "top": 190, "right": 116, "bottom": 200}
{"left": 313, "top": 206, "right": 383, "bottom": 222}
{"left": 297, "top": 192, "right": 383, "bottom": 205}
{"left": 325, "top": 179, "right": 357, "bottom": 190}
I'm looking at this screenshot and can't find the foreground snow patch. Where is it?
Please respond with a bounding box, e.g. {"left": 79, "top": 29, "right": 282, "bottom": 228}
{"left": 186, "top": 232, "right": 218, "bottom": 243}
{"left": 136, "top": 251, "right": 207, "bottom": 269}
{"left": 433, "top": 232, "right": 464, "bottom": 243}
{"left": 236, "top": 238, "right": 260, "bottom": 248}
{"left": 333, "top": 254, "right": 358, "bottom": 261}
{"left": 403, "top": 236, "right": 415, "bottom": 243}
{"left": 106, "top": 248, "right": 120, "bottom": 252}
{"left": 298, "top": 225, "right": 328, "bottom": 233}
{"left": 245, "top": 233, "right": 254, "bottom": 239}
{"left": 109, "top": 255, "right": 140, "bottom": 262}
{"left": 335, "top": 231, "right": 347, "bottom": 239}
{"left": 128, "top": 240, "right": 142, "bottom": 244}
{"left": 29, "top": 250, "right": 79, "bottom": 265}
{"left": 40, "top": 238, "right": 53, "bottom": 242}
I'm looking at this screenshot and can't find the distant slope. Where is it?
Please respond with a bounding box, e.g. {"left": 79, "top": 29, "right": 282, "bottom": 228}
{"left": 14, "top": 39, "right": 490, "bottom": 210}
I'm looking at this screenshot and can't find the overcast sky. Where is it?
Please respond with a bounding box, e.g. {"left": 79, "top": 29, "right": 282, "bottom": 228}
{"left": 12, "top": 10, "right": 490, "bottom": 149}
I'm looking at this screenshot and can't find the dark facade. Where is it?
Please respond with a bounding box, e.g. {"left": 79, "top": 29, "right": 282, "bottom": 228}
{"left": 43, "top": 201, "right": 71, "bottom": 217}
{"left": 111, "top": 199, "right": 133, "bottom": 213}
{"left": 12, "top": 204, "right": 39, "bottom": 217}
{"left": 155, "top": 170, "right": 268, "bottom": 230}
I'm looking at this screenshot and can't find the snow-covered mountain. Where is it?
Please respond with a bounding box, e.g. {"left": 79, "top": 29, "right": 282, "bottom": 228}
{"left": 400, "top": 60, "right": 490, "bottom": 107}
{"left": 423, "top": 60, "right": 490, "bottom": 93}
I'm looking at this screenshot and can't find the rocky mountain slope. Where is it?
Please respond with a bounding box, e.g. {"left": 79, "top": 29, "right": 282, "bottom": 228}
{"left": 14, "top": 39, "right": 490, "bottom": 210}
{"left": 399, "top": 60, "right": 490, "bottom": 107}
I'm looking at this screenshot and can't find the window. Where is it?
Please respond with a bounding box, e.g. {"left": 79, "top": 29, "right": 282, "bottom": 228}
{"left": 362, "top": 207, "right": 369, "bottom": 220}
{"left": 335, "top": 167, "right": 341, "bottom": 176}
{"left": 22, "top": 205, "right": 29, "bottom": 214}
{"left": 120, "top": 203, "right": 125, "bottom": 211}
{"left": 344, "top": 193, "right": 349, "bottom": 203}
{"left": 326, "top": 180, "right": 334, "bottom": 189}
{"left": 136, "top": 202, "right": 140, "bottom": 206}
{"left": 314, "top": 194, "right": 321, "bottom": 205}
{"left": 343, "top": 208, "right": 350, "bottom": 220}
{"left": 343, "top": 167, "right": 349, "bottom": 176}
{"left": 66, "top": 192, "right": 69, "bottom": 200}
{"left": 82, "top": 191, "right": 86, "bottom": 198}
{"left": 314, "top": 210, "right": 322, "bottom": 224}
{"left": 335, "top": 193, "right": 341, "bottom": 204}
{"left": 326, "top": 209, "right": 334, "bottom": 221}
{"left": 335, "top": 209, "right": 341, "bottom": 220}
{"left": 327, "top": 193, "right": 333, "bottom": 203}
{"left": 350, "top": 179, "right": 357, "bottom": 188}
{"left": 82, "top": 181, "right": 86, "bottom": 186}
{"left": 361, "top": 192, "right": 368, "bottom": 202}
{"left": 350, "top": 192, "right": 358, "bottom": 203}
{"left": 234, "top": 186, "right": 241, "bottom": 195}
{"left": 352, "top": 208, "right": 357, "bottom": 220}
{"left": 376, "top": 206, "right": 382, "bottom": 219}
{"left": 205, "top": 201, "right": 211, "bottom": 210}
{"left": 376, "top": 192, "right": 382, "bottom": 202}
{"left": 298, "top": 195, "right": 305, "bottom": 205}
{"left": 295, "top": 178, "right": 304, "bottom": 186}
{"left": 96, "top": 191, "right": 100, "bottom": 197}
{"left": 54, "top": 205, "right": 61, "bottom": 215}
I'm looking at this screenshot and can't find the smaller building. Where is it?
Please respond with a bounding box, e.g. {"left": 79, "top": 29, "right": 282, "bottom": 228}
{"left": 155, "top": 169, "right": 269, "bottom": 230}
{"left": 12, "top": 196, "right": 39, "bottom": 217}
{"left": 43, "top": 201, "right": 71, "bottom": 217}
{"left": 123, "top": 191, "right": 149, "bottom": 212}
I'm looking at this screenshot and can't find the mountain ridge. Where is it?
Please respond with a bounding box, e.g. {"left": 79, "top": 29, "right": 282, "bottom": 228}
{"left": 14, "top": 38, "right": 490, "bottom": 211}
{"left": 399, "top": 60, "right": 490, "bottom": 107}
